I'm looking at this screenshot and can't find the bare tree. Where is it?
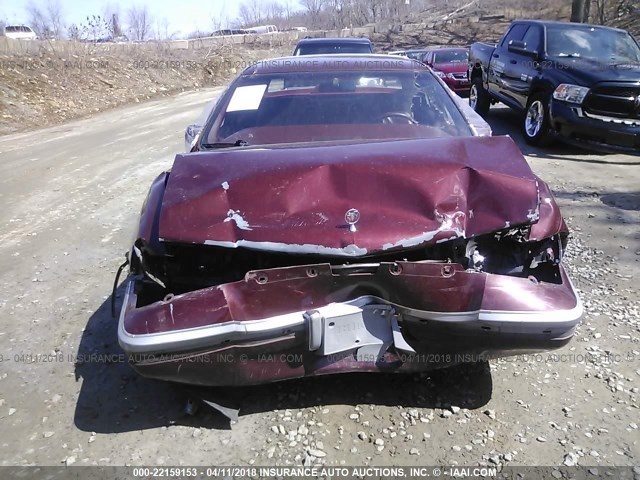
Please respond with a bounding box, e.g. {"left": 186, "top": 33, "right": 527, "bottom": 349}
{"left": 127, "top": 4, "right": 152, "bottom": 41}
{"left": 156, "top": 17, "right": 178, "bottom": 40}
{"left": 102, "top": 4, "right": 123, "bottom": 38}
{"left": 27, "top": 2, "right": 51, "bottom": 38}
{"left": 266, "top": 1, "right": 285, "bottom": 20}
{"left": 85, "top": 15, "right": 110, "bottom": 41}
{"left": 300, "top": 0, "right": 325, "bottom": 27}
{"left": 67, "top": 23, "right": 81, "bottom": 40}
{"left": 571, "top": 0, "right": 591, "bottom": 22}
{"left": 238, "top": 0, "right": 265, "bottom": 26}
{"left": 592, "top": 0, "right": 639, "bottom": 25}
{"left": 112, "top": 13, "right": 123, "bottom": 37}
{"left": 46, "top": 0, "right": 64, "bottom": 38}
{"left": 227, "top": 0, "right": 626, "bottom": 32}
{"left": 283, "top": 0, "right": 296, "bottom": 23}
{"left": 211, "top": 5, "right": 234, "bottom": 33}
{"left": 26, "top": 0, "right": 66, "bottom": 39}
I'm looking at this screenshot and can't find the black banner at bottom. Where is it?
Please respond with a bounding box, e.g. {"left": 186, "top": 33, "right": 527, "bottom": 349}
{"left": 1, "top": 465, "right": 638, "bottom": 480}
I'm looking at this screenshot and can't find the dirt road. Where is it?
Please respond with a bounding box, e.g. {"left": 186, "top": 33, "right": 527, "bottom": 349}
{"left": 0, "top": 91, "right": 638, "bottom": 471}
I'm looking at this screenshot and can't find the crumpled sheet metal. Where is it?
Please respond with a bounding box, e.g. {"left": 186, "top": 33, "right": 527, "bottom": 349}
{"left": 158, "top": 136, "right": 550, "bottom": 256}
{"left": 124, "top": 262, "right": 579, "bottom": 336}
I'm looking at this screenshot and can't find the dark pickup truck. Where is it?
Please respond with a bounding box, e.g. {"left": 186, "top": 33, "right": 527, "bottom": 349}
{"left": 469, "top": 20, "right": 640, "bottom": 153}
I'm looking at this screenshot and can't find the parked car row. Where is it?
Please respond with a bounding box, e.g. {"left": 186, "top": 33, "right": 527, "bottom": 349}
{"left": 389, "top": 47, "right": 471, "bottom": 97}
{"left": 212, "top": 25, "right": 308, "bottom": 36}
{"left": 385, "top": 19, "right": 640, "bottom": 155}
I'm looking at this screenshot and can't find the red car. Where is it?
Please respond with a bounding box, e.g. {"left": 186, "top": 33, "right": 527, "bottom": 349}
{"left": 423, "top": 47, "right": 471, "bottom": 97}
{"left": 118, "top": 55, "right": 581, "bottom": 387}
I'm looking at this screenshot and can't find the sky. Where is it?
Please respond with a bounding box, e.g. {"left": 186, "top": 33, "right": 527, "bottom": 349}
{"left": 0, "top": 0, "right": 283, "bottom": 38}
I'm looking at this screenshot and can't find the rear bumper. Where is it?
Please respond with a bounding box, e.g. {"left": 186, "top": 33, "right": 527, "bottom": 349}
{"left": 119, "top": 262, "right": 582, "bottom": 386}
{"left": 550, "top": 100, "right": 640, "bottom": 154}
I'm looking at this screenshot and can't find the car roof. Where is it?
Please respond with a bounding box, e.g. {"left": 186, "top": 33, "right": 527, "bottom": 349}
{"left": 429, "top": 47, "right": 468, "bottom": 51}
{"left": 514, "top": 19, "right": 627, "bottom": 33}
{"left": 296, "top": 37, "right": 372, "bottom": 45}
{"left": 246, "top": 54, "right": 426, "bottom": 74}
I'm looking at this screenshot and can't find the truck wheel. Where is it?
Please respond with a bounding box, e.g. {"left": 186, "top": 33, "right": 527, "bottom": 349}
{"left": 523, "top": 93, "right": 554, "bottom": 147}
{"left": 469, "top": 77, "right": 490, "bottom": 117}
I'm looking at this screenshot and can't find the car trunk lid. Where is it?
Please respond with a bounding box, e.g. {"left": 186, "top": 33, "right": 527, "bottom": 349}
{"left": 158, "top": 135, "right": 540, "bottom": 257}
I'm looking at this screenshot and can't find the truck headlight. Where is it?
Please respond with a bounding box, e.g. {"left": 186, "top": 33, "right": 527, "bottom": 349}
{"left": 553, "top": 84, "right": 590, "bottom": 104}
{"left": 433, "top": 70, "right": 445, "bottom": 78}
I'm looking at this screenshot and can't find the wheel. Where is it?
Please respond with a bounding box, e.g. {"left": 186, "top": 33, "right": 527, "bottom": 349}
{"left": 469, "top": 77, "right": 490, "bottom": 117}
{"left": 522, "top": 92, "right": 554, "bottom": 147}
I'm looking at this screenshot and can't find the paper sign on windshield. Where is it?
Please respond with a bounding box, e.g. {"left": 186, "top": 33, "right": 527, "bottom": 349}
{"left": 226, "top": 84, "right": 267, "bottom": 112}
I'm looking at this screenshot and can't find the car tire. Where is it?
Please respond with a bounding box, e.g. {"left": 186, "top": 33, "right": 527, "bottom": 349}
{"left": 469, "top": 77, "right": 490, "bottom": 117}
{"left": 523, "top": 93, "right": 554, "bottom": 147}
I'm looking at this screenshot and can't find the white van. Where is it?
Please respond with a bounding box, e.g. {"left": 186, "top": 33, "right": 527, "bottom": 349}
{"left": 247, "top": 25, "right": 278, "bottom": 34}
{"left": 4, "top": 25, "right": 38, "bottom": 40}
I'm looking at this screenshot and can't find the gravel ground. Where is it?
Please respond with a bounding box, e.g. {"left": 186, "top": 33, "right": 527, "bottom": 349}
{"left": 0, "top": 94, "right": 638, "bottom": 474}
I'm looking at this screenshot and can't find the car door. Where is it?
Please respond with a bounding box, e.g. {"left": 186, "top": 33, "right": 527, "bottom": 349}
{"left": 488, "top": 23, "right": 529, "bottom": 106}
{"left": 503, "top": 25, "right": 544, "bottom": 109}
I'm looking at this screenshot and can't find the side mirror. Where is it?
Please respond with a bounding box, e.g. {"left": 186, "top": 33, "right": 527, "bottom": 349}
{"left": 508, "top": 40, "right": 539, "bottom": 59}
{"left": 184, "top": 124, "right": 203, "bottom": 152}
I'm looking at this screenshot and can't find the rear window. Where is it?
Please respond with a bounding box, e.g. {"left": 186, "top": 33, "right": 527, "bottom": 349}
{"left": 295, "top": 43, "right": 372, "bottom": 55}
{"left": 433, "top": 50, "right": 469, "bottom": 63}
{"left": 203, "top": 68, "right": 473, "bottom": 147}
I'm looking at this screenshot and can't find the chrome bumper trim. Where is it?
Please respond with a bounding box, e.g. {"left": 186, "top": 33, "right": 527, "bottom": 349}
{"left": 119, "top": 281, "right": 583, "bottom": 355}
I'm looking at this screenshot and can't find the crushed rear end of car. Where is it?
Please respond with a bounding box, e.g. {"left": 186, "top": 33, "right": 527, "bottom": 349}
{"left": 119, "top": 136, "right": 582, "bottom": 386}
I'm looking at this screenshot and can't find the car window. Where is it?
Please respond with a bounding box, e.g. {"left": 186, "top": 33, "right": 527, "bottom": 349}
{"left": 405, "top": 51, "right": 426, "bottom": 60}
{"left": 295, "top": 44, "right": 372, "bottom": 55}
{"left": 202, "top": 69, "right": 473, "bottom": 147}
{"left": 433, "top": 50, "right": 469, "bottom": 63}
{"left": 500, "top": 24, "right": 529, "bottom": 48}
{"left": 522, "top": 26, "right": 542, "bottom": 53}
{"left": 546, "top": 25, "right": 640, "bottom": 63}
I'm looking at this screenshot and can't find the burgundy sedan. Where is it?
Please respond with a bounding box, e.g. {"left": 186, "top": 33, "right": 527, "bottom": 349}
{"left": 424, "top": 47, "right": 471, "bottom": 96}
{"left": 118, "top": 55, "right": 581, "bottom": 387}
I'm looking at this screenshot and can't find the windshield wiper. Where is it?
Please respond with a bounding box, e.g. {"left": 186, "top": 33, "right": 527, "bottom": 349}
{"left": 203, "top": 139, "right": 249, "bottom": 149}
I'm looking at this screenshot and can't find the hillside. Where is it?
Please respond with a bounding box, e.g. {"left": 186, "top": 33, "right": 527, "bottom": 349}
{"left": 1, "top": 0, "right": 638, "bottom": 135}
{"left": 0, "top": 42, "right": 291, "bottom": 136}
{"left": 370, "top": 1, "right": 572, "bottom": 49}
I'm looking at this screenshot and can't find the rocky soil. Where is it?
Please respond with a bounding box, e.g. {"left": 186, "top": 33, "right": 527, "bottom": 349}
{"left": 0, "top": 43, "right": 292, "bottom": 136}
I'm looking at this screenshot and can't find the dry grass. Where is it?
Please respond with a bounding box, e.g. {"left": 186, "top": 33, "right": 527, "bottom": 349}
{"left": 0, "top": 43, "right": 293, "bottom": 135}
